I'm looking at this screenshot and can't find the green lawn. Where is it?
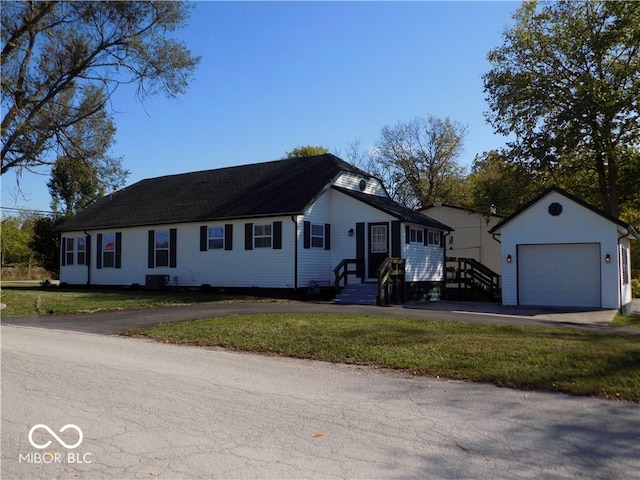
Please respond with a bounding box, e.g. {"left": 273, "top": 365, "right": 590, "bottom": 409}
{"left": 613, "top": 312, "right": 640, "bottom": 328}
{"left": 4, "top": 285, "right": 638, "bottom": 401}
{"left": 126, "top": 313, "right": 640, "bottom": 402}
{"left": 0, "top": 284, "right": 279, "bottom": 317}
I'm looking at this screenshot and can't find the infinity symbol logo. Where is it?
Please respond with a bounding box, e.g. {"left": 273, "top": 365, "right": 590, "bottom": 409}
{"left": 28, "top": 424, "right": 83, "bottom": 450}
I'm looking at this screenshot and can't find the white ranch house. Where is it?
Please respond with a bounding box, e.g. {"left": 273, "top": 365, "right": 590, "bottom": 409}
{"left": 58, "top": 154, "right": 452, "bottom": 303}
{"left": 489, "top": 187, "right": 638, "bottom": 313}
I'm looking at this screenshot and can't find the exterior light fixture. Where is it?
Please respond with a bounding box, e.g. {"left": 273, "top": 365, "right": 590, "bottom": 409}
{"left": 506, "top": 254, "right": 512, "bottom": 264}
{"left": 348, "top": 228, "right": 354, "bottom": 237}
{"left": 605, "top": 254, "right": 611, "bottom": 264}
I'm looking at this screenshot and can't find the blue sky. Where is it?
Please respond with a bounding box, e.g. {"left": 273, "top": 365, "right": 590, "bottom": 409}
{"left": 2, "top": 1, "right": 520, "bottom": 214}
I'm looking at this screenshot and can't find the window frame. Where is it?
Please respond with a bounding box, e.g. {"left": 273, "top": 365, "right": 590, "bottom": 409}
{"left": 207, "top": 226, "right": 225, "bottom": 250}
{"left": 254, "top": 223, "right": 272, "bottom": 249}
{"left": 427, "top": 231, "right": 441, "bottom": 247}
{"left": 76, "top": 237, "right": 86, "bottom": 265}
{"left": 409, "top": 227, "right": 424, "bottom": 244}
{"left": 65, "top": 238, "right": 75, "bottom": 265}
{"left": 370, "top": 225, "right": 388, "bottom": 253}
{"left": 102, "top": 233, "right": 116, "bottom": 268}
{"left": 155, "top": 230, "right": 170, "bottom": 267}
{"left": 311, "top": 223, "right": 325, "bottom": 248}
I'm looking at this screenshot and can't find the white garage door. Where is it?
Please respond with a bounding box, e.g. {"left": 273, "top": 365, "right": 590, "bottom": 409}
{"left": 518, "top": 244, "right": 601, "bottom": 308}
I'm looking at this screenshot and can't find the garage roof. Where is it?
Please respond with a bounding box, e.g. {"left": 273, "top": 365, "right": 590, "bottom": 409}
{"left": 489, "top": 186, "right": 640, "bottom": 239}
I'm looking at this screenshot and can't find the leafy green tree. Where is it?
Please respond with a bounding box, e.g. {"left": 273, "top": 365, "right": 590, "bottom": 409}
{"left": 29, "top": 215, "right": 65, "bottom": 279}
{"left": 1, "top": 1, "right": 200, "bottom": 180}
{"left": 47, "top": 96, "right": 129, "bottom": 215}
{"left": 466, "top": 150, "right": 547, "bottom": 216}
{"left": 370, "top": 116, "right": 467, "bottom": 209}
{"left": 284, "top": 145, "right": 330, "bottom": 158}
{"left": 483, "top": 0, "right": 640, "bottom": 217}
{"left": 0, "top": 214, "right": 35, "bottom": 267}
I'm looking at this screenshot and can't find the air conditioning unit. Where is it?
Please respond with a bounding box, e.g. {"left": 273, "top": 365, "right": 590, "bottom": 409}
{"left": 145, "top": 275, "right": 169, "bottom": 290}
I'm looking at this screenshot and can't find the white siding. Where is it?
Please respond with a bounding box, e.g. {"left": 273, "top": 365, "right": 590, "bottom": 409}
{"left": 297, "top": 191, "right": 333, "bottom": 288}
{"left": 402, "top": 224, "right": 444, "bottom": 282}
{"left": 62, "top": 218, "right": 295, "bottom": 288}
{"left": 333, "top": 172, "right": 387, "bottom": 196}
{"left": 326, "top": 189, "right": 395, "bottom": 282}
{"left": 422, "top": 206, "right": 502, "bottom": 274}
{"left": 59, "top": 231, "right": 89, "bottom": 285}
{"left": 498, "top": 191, "right": 620, "bottom": 309}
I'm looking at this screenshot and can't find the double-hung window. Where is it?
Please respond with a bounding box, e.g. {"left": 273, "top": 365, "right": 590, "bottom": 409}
{"left": 148, "top": 228, "right": 176, "bottom": 268}
{"left": 254, "top": 224, "right": 272, "bottom": 248}
{"left": 102, "top": 233, "right": 116, "bottom": 268}
{"left": 155, "top": 230, "right": 170, "bottom": 267}
{"left": 311, "top": 224, "right": 325, "bottom": 248}
{"left": 303, "top": 221, "right": 331, "bottom": 250}
{"left": 428, "top": 231, "right": 441, "bottom": 247}
{"left": 77, "top": 237, "right": 86, "bottom": 265}
{"left": 65, "top": 238, "right": 75, "bottom": 265}
{"left": 208, "top": 226, "right": 224, "bottom": 250}
{"left": 63, "top": 237, "right": 88, "bottom": 266}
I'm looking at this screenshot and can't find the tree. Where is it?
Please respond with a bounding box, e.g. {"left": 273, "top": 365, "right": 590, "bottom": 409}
{"left": 47, "top": 99, "right": 129, "bottom": 216}
{"left": 29, "top": 215, "right": 65, "bottom": 279}
{"left": 1, "top": 1, "right": 200, "bottom": 179}
{"left": 370, "top": 116, "right": 467, "bottom": 209}
{"left": 284, "top": 145, "right": 330, "bottom": 158}
{"left": 0, "top": 214, "right": 36, "bottom": 267}
{"left": 466, "top": 150, "right": 547, "bottom": 216}
{"left": 483, "top": 0, "right": 640, "bottom": 217}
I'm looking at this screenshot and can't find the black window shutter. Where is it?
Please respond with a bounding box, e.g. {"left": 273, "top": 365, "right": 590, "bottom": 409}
{"left": 115, "top": 232, "right": 122, "bottom": 269}
{"left": 303, "top": 221, "right": 311, "bottom": 249}
{"left": 61, "top": 237, "right": 67, "bottom": 267}
{"left": 273, "top": 221, "right": 282, "bottom": 249}
{"left": 441, "top": 232, "right": 445, "bottom": 248}
{"left": 405, "top": 225, "right": 410, "bottom": 244}
{"left": 392, "top": 221, "right": 401, "bottom": 257}
{"left": 225, "top": 224, "right": 233, "bottom": 250}
{"left": 245, "top": 223, "right": 253, "bottom": 250}
{"left": 169, "top": 228, "right": 177, "bottom": 268}
{"left": 324, "top": 223, "right": 331, "bottom": 250}
{"left": 356, "top": 222, "right": 365, "bottom": 278}
{"left": 148, "top": 230, "right": 155, "bottom": 268}
{"left": 423, "top": 229, "right": 429, "bottom": 246}
{"left": 97, "top": 233, "right": 103, "bottom": 269}
{"left": 200, "top": 226, "right": 207, "bottom": 251}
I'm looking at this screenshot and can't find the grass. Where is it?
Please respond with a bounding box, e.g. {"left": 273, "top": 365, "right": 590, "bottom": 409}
{"left": 0, "top": 284, "right": 282, "bottom": 317}
{"left": 126, "top": 313, "right": 640, "bottom": 402}
{"left": 612, "top": 312, "right": 640, "bottom": 328}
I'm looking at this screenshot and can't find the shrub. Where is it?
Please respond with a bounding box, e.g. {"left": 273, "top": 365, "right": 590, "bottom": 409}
{"left": 632, "top": 278, "right": 640, "bottom": 298}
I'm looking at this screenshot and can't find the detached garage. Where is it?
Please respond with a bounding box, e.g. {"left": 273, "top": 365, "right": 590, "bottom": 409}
{"left": 490, "top": 187, "right": 638, "bottom": 313}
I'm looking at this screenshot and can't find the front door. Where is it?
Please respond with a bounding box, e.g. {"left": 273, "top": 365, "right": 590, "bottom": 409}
{"left": 368, "top": 223, "right": 389, "bottom": 278}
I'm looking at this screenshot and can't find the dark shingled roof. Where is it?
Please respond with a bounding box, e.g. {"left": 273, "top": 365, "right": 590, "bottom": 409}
{"left": 59, "top": 154, "right": 373, "bottom": 231}
{"left": 332, "top": 186, "right": 453, "bottom": 230}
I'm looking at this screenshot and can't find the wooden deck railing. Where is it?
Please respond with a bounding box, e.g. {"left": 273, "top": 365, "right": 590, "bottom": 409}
{"left": 376, "top": 257, "right": 406, "bottom": 305}
{"left": 446, "top": 256, "right": 501, "bottom": 301}
{"left": 333, "top": 259, "right": 364, "bottom": 293}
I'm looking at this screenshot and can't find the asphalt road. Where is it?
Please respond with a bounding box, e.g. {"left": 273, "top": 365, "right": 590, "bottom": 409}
{"left": 2, "top": 299, "right": 636, "bottom": 335}
{"left": 2, "top": 325, "right": 639, "bottom": 479}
